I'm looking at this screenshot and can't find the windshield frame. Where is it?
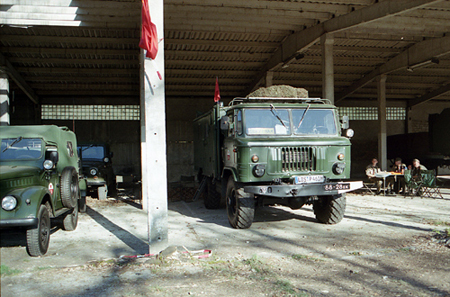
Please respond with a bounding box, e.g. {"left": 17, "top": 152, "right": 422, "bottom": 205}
{"left": 241, "top": 107, "right": 338, "bottom": 137}
{"left": 78, "top": 145, "right": 106, "bottom": 160}
{"left": 0, "top": 137, "right": 44, "bottom": 161}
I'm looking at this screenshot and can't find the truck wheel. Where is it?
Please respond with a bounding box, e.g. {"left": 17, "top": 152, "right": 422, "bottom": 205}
{"left": 61, "top": 167, "right": 79, "bottom": 209}
{"left": 313, "top": 194, "right": 346, "bottom": 224}
{"left": 205, "top": 177, "right": 221, "bottom": 209}
{"left": 78, "top": 196, "right": 87, "bottom": 213}
{"left": 26, "top": 204, "right": 51, "bottom": 257}
{"left": 226, "top": 177, "right": 255, "bottom": 229}
{"left": 62, "top": 204, "right": 79, "bottom": 231}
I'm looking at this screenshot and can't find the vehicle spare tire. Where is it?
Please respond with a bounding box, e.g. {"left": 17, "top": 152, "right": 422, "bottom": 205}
{"left": 61, "top": 167, "right": 79, "bottom": 209}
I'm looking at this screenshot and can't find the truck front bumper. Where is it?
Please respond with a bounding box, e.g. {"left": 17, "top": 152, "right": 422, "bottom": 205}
{"left": 0, "top": 218, "right": 38, "bottom": 229}
{"left": 244, "top": 181, "right": 363, "bottom": 198}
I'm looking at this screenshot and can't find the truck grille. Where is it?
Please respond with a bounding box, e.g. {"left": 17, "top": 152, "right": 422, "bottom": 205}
{"left": 280, "top": 147, "right": 317, "bottom": 172}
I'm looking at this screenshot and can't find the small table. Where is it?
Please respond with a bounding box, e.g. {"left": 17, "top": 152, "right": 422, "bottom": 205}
{"left": 375, "top": 172, "right": 403, "bottom": 196}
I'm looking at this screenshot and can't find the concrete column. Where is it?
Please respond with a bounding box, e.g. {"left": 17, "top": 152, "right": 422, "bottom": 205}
{"left": 0, "top": 74, "right": 10, "bottom": 126}
{"left": 265, "top": 71, "right": 273, "bottom": 87}
{"left": 377, "top": 74, "right": 387, "bottom": 170}
{"left": 140, "top": 0, "right": 168, "bottom": 254}
{"left": 321, "top": 33, "right": 334, "bottom": 104}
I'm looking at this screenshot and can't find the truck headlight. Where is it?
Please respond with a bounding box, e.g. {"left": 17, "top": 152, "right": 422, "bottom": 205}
{"left": 253, "top": 164, "right": 265, "bottom": 177}
{"left": 90, "top": 168, "right": 98, "bottom": 176}
{"left": 333, "top": 162, "right": 346, "bottom": 175}
{"left": 43, "top": 160, "right": 54, "bottom": 170}
{"left": 2, "top": 196, "right": 18, "bottom": 211}
{"left": 345, "top": 129, "right": 354, "bottom": 138}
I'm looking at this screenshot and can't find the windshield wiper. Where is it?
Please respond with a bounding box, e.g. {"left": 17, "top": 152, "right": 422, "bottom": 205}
{"left": 2, "top": 136, "right": 23, "bottom": 153}
{"left": 270, "top": 104, "right": 287, "bottom": 129}
{"left": 296, "top": 104, "right": 311, "bottom": 129}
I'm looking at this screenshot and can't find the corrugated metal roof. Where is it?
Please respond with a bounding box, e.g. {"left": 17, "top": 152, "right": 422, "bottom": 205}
{"left": 1, "top": 0, "right": 450, "bottom": 105}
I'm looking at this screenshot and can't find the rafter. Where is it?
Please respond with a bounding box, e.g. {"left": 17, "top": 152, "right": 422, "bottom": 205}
{"left": 247, "top": 0, "right": 445, "bottom": 93}
{"left": 336, "top": 35, "right": 450, "bottom": 102}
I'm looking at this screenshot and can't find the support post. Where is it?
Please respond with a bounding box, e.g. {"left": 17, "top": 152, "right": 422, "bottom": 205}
{"left": 0, "top": 73, "right": 10, "bottom": 126}
{"left": 321, "top": 33, "right": 334, "bottom": 104}
{"left": 139, "top": 0, "right": 168, "bottom": 254}
{"left": 377, "top": 74, "right": 387, "bottom": 170}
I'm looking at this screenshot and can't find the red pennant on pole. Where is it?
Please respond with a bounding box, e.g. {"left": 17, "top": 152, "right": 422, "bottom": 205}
{"left": 214, "top": 77, "right": 221, "bottom": 102}
{"left": 139, "top": 0, "right": 158, "bottom": 59}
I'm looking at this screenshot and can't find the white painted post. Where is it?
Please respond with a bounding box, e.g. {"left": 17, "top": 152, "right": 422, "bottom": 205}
{"left": 139, "top": 0, "right": 168, "bottom": 254}
{"left": 377, "top": 74, "right": 388, "bottom": 170}
{"left": 0, "top": 74, "right": 10, "bottom": 126}
{"left": 321, "top": 33, "right": 334, "bottom": 104}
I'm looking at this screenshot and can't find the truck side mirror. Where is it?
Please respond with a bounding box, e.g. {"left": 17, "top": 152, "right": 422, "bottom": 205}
{"left": 220, "top": 116, "right": 230, "bottom": 131}
{"left": 341, "top": 115, "right": 349, "bottom": 130}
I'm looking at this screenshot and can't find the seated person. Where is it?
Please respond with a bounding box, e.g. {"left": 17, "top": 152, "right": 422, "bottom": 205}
{"left": 411, "top": 158, "right": 427, "bottom": 182}
{"left": 388, "top": 157, "right": 407, "bottom": 193}
{"left": 365, "top": 158, "right": 383, "bottom": 194}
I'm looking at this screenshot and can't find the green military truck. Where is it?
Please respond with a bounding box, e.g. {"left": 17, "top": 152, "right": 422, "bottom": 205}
{"left": 0, "top": 125, "right": 86, "bottom": 256}
{"left": 194, "top": 97, "right": 362, "bottom": 229}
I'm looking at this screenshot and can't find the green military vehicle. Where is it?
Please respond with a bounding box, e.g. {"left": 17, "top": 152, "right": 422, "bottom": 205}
{"left": 77, "top": 143, "right": 116, "bottom": 199}
{"left": 193, "top": 97, "right": 362, "bottom": 229}
{"left": 0, "top": 125, "right": 86, "bottom": 256}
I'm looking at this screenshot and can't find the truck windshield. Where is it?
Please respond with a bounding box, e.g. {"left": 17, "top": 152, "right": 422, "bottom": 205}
{"left": 292, "top": 109, "right": 337, "bottom": 135}
{"left": 79, "top": 145, "right": 105, "bottom": 160}
{"left": 245, "top": 108, "right": 290, "bottom": 135}
{"left": 0, "top": 138, "right": 43, "bottom": 160}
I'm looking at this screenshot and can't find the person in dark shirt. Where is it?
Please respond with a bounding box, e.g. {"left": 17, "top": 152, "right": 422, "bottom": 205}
{"left": 411, "top": 158, "right": 427, "bottom": 181}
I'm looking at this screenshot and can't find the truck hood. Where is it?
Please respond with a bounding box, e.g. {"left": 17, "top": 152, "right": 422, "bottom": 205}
{"left": 235, "top": 136, "right": 351, "bottom": 147}
{"left": 0, "top": 165, "right": 41, "bottom": 180}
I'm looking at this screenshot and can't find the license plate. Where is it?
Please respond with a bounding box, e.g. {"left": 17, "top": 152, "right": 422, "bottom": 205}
{"left": 323, "top": 183, "right": 350, "bottom": 191}
{"left": 294, "top": 175, "right": 325, "bottom": 184}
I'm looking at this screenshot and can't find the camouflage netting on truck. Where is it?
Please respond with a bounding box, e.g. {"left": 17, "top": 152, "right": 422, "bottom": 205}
{"left": 247, "top": 85, "right": 308, "bottom": 98}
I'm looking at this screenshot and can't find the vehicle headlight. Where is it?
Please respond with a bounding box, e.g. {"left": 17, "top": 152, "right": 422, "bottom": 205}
{"left": 345, "top": 129, "right": 355, "bottom": 138}
{"left": 333, "top": 163, "right": 346, "bottom": 175}
{"left": 2, "top": 196, "right": 18, "bottom": 211}
{"left": 90, "top": 168, "right": 98, "bottom": 176}
{"left": 253, "top": 164, "right": 265, "bottom": 177}
{"left": 103, "top": 157, "right": 109, "bottom": 163}
{"left": 43, "top": 160, "right": 54, "bottom": 170}
{"left": 251, "top": 155, "right": 259, "bottom": 163}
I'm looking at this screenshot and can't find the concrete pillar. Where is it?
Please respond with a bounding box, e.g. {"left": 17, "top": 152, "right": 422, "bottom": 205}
{"left": 321, "top": 33, "right": 334, "bottom": 104}
{"left": 140, "top": 0, "right": 168, "bottom": 254}
{"left": 0, "top": 74, "right": 10, "bottom": 126}
{"left": 265, "top": 71, "right": 273, "bottom": 87}
{"left": 377, "top": 74, "right": 387, "bottom": 170}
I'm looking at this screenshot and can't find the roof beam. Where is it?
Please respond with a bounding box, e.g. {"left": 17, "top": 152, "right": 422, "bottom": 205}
{"left": 408, "top": 83, "right": 450, "bottom": 107}
{"left": 0, "top": 53, "right": 39, "bottom": 104}
{"left": 336, "top": 35, "right": 450, "bottom": 102}
{"left": 247, "top": 0, "right": 445, "bottom": 93}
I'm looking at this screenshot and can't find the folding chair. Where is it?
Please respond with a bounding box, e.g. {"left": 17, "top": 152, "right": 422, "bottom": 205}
{"left": 421, "top": 170, "right": 444, "bottom": 199}
{"left": 404, "top": 169, "right": 425, "bottom": 198}
{"left": 361, "top": 182, "right": 376, "bottom": 196}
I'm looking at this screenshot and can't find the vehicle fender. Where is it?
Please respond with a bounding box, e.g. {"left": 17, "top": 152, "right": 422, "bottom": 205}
{"left": 6, "top": 186, "right": 52, "bottom": 218}
{"left": 221, "top": 167, "right": 238, "bottom": 182}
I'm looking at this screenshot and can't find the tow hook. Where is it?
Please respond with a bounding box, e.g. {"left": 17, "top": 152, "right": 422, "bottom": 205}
{"left": 290, "top": 188, "right": 298, "bottom": 196}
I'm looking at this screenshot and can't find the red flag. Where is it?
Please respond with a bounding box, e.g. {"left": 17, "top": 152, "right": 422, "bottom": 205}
{"left": 214, "top": 77, "right": 221, "bottom": 102}
{"left": 139, "top": 0, "right": 158, "bottom": 59}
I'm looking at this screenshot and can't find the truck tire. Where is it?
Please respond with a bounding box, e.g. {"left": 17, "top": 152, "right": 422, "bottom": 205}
{"left": 313, "top": 194, "right": 346, "bottom": 224}
{"left": 26, "top": 204, "right": 51, "bottom": 257}
{"left": 205, "top": 177, "right": 221, "bottom": 209}
{"left": 226, "top": 177, "right": 255, "bottom": 229}
{"left": 62, "top": 205, "right": 78, "bottom": 231}
{"left": 61, "top": 167, "right": 79, "bottom": 209}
